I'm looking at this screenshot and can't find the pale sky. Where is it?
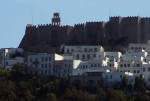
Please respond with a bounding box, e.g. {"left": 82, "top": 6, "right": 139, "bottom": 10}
{"left": 0, "top": 0, "right": 150, "bottom": 48}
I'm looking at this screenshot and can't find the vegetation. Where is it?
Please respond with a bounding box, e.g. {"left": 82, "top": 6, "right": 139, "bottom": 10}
{"left": 0, "top": 68, "right": 150, "bottom": 101}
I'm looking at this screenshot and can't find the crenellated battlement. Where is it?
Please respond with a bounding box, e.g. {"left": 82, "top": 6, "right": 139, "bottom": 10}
{"left": 74, "top": 23, "right": 85, "bottom": 26}
{"left": 26, "top": 24, "right": 36, "bottom": 28}
{"left": 142, "top": 17, "right": 150, "bottom": 19}
{"left": 37, "top": 24, "right": 52, "bottom": 27}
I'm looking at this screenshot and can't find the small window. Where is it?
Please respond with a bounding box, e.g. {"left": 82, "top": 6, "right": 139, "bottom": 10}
{"left": 148, "top": 67, "right": 150, "bottom": 71}
{"left": 137, "top": 64, "right": 140, "bottom": 67}
{"left": 134, "top": 70, "right": 136, "bottom": 73}
{"left": 124, "top": 64, "right": 126, "bottom": 67}
{"left": 30, "top": 58, "right": 32, "bottom": 62}
{"left": 45, "top": 70, "right": 47, "bottom": 74}
{"left": 76, "top": 54, "right": 79, "bottom": 59}
{"left": 94, "top": 48, "right": 97, "bottom": 52}
{"left": 128, "top": 64, "right": 130, "bottom": 67}
{"left": 45, "top": 64, "right": 47, "bottom": 68}
{"left": 143, "top": 67, "right": 145, "bottom": 72}
{"left": 49, "top": 57, "right": 51, "bottom": 61}
{"left": 87, "top": 54, "right": 90, "bottom": 59}
{"left": 93, "top": 54, "right": 96, "bottom": 58}
{"left": 82, "top": 54, "right": 85, "bottom": 59}
{"left": 45, "top": 57, "right": 48, "bottom": 61}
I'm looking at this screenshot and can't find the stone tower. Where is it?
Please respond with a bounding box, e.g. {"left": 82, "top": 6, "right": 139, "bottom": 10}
{"left": 52, "top": 13, "right": 61, "bottom": 25}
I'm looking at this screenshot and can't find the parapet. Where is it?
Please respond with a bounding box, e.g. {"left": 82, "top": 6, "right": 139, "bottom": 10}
{"left": 38, "top": 24, "right": 51, "bottom": 27}
{"left": 26, "top": 24, "right": 36, "bottom": 28}
{"left": 74, "top": 23, "right": 85, "bottom": 27}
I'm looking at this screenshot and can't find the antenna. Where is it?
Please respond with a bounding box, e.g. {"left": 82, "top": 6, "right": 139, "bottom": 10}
{"left": 109, "top": 9, "right": 110, "bottom": 17}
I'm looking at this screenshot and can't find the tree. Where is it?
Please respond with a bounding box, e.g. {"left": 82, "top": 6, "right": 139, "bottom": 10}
{"left": 47, "top": 93, "right": 57, "bottom": 101}
{"left": 134, "top": 75, "right": 146, "bottom": 94}
{"left": 121, "top": 76, "right": 128, "bottom": 92}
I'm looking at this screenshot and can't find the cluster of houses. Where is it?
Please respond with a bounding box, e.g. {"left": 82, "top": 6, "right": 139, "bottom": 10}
{"left": 2, "top": 42, "right": 150, "bottom": 86}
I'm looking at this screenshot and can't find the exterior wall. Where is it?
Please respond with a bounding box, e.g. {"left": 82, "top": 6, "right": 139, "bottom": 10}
{"left": 55, "top": 60, "right": 81, "bottom": 77}
{"left": 102, "top": 72, "right": 135, "bottom": 85}
{"left": 129, "top": 43, "right": 150, "bottom": 54}
{"left": 27, "top": 53, "right": 57, "bottom": 75}
{"left": 105, "top": 52, "right": 122, "bottom": 62}
{"left": 64, "top": 45, "right": 104, "bottom": 54}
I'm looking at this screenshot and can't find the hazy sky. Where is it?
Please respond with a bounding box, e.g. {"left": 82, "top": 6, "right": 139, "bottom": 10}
{"left": 0, "top": 0, "right": 150, "bottom": 48}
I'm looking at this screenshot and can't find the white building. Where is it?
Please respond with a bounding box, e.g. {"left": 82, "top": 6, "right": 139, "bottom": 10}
{"left": 0, "top": 48, "right": 24, "bottom": 71}
{"left": 102, "top": 72, "right": 135, "bottom": 86}
{"left": 27, "top": 53, "right": 63, "bottom": 75}
{"left": 63, "top": 45, "right": 104, "bottom": 61}
{"left": 105, "top": 52, "right": 122, "bottom": 62}
{"left": 55, "top": 60, "right": 81, "bottom": 77}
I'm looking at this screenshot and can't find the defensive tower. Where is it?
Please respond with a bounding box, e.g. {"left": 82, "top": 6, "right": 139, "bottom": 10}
{"left": 52, "top": 13, "right": 61, "bottom": 25}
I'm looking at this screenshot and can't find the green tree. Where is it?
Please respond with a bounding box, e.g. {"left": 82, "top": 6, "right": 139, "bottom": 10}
{"left": 47, "top": 92, "right": 57, "bottom": 101}
{"left": 121, "top": 76, "right": 128, "bottom": 92}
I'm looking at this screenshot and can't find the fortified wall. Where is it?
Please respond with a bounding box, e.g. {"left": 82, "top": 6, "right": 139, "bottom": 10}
{"left": 19, "top": 13, "right": 150, "bottom": 53}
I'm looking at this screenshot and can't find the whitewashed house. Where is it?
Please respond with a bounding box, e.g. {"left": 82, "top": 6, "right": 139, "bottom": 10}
{"left": 27, "top": 53, "right": 63, "bottom": 75}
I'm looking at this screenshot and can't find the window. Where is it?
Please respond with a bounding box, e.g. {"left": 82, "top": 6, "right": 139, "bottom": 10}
{"left": 49, "top": 57, "right": 51, "bottom": 61}
{"left": 131, "top": 47, "right": 134, "bottom": 49}
{"left": 69, "top": 64, "right": 71, "bottom": 67}
{"left": 45, "top": 64, "right": 47, "bottom": 68}
{"left": 6, "top": 61, "right": 8, "bottom": 66}
{"left": 110, "top": 75, "right": 112, "bottom": 79}
{"left": 143, "top": 67, "right": 145, "bottom": 72}
{"left": 91, "top": 64, "right": 93, "bottom": 67}
{"left": 87, "top": 54, "right": 90, "bottom": 59}
{"left": 109, "top": 64, "right": 111, "bottom": 67}
{"left": 137, "top": 64, "right": 140, "bottom": 67}
{"left": 128, "top": 64, "right": 130, "bottom": 67}
{"left": 94, "top": 48, "right": 97, "bottom": 52}
{"left": 84, "top": 48, "right": 87, "bottom": 52}
{"left": 93, "top": 54, "right": 96, "bottom": 58}
{"left": 134, "top": 70, "right": 136, "bottom": 73}
{"left": 76, "top": 54, "right": 79, "bottom": 59}
{"left": 65, "top": 64, "right": 67, "bottom": 67}
{"left": 148, "top": 67, "right": 150, "bottom": 71}
{"left": 120, "top": 64, "right": 123, "bottom": 67}
{"left": 45, "top": 57, "right": 48, "bottom": 61}
{"left": 45, "top": 70, "right": 47, "bottom": 74}
{"left": 120, "top": 75, "right": 122, "bottom": 78}
{"left": 82, "top": 54, "right": 85, "bottom": 59}
{"left": 124, "top": 64, "right": 126, "bottom": 67}
{"left": 149, "top": 78, "right": 150, "bottom": 82}
{"left": 137, "top": 70, "right": 140, "bottom": 73}
{"left": 30, "top": 58, "right": 32, "bottom": 62}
